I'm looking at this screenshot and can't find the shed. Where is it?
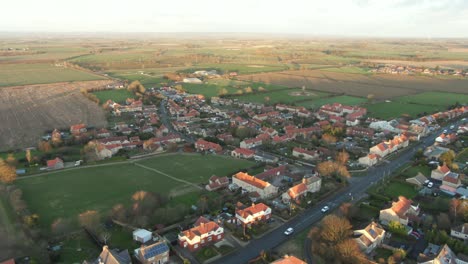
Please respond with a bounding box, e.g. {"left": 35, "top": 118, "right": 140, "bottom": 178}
{"left": 133, "top": 229, "right": 152, "bottom": 243}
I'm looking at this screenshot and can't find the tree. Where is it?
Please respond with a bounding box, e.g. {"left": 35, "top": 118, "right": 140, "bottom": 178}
{"left": 244, "top": 87, "right": 253, "bottom": 93}
{"left": 218, "top": 88, "right": 229, "bottom": 96}
{"left": 450, "top": 199, "right": 462, "bottom": 220}
{"left": 367, "top": 94, "right": 375, "bottom": 102}
{"left": 0, "top": 158, "right": 16, "bottom": 183}
{"left": 37, "top": 141, "right": 52, "bottom": 152}
{"left": 317, "top": 161, "right": 350, "bottom": 179}
{"left": 439, "top": 150, "right": 456, "bottom": 168}
{"left": 264, "top": 96, "right": 270, "bottom": 103}
{"left": 78, "top": 210, "right": 101, "bottom": 231}
{"left": 26, "top": 149, "right": 32, "bottom": 164}
{"left": 321, "top": 134, "right": 337, "bottom": 145}
{"left": 6, "top": 154, "right": 17, "bottom": 166}
{"left": 258, "top": 86, "right": 266, "bottom": 92}
{"left": 437, "top": 213, "right": 451, "bottom": 231}
{"left": 388, "top": 221, "right": 407, "bottom": 236}
{"left": 51, "top": 218, "right": 73, "bottom": 235}
{"left": 127, "top": 80, "right": 145, "bottom": 95}
{"left": 336, "top": 151, "right": 349, "bottom": 166}
{"left": 100, "top": 231, "right": 112, "bottom": 245}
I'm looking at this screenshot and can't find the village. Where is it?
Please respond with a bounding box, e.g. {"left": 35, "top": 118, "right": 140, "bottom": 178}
{"left": 0, "top": 71, "right": 464, "bottom": 264}
{"left": 365, "top": 63, "right": 468, "bottom": 77}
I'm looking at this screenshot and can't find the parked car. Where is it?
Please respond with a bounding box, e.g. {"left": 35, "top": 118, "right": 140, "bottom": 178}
{"left": 424, "top": 179, "right": 430, "bottom": 185}
{"left": 284, "top": 227, "right": 294, "bottom": 235}
{"left": 427, "top": 182, "right": 434, "bottom": 188}
{"left": 321, "top": 206, "right": 330, "bottom": 213}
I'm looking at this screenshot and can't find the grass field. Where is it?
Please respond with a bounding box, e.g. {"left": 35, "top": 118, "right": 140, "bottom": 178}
{"left": 320, "top": 66, "right": 371, "bottom": 75}
{"left": 182, "top": 81, "right": 287, "bottom": 98}
{"left": 232, "top": 89, "right": 330, "bottom": 105}
{"left": 93, "top": 89, "right": 135, "bottom": 103}
{"left": 297, "top": 95, "right": 367, "bottom": 108}
{"left": 395, "top": 92, "right": 468, "bottom": 106}
{"left": 0, "top": 63, "right": 106, "bottom": 87}
{"left": 16, "top": 154, "right": 253, "bottom": 230}
{"left": 185, "top": 63, "right": 288, "bottom": 74}
{"left": 365, "top": 102, "right": 440, "bottom": 119}
{"left": 382, "top": 181, "right": 418, "bottom": 199}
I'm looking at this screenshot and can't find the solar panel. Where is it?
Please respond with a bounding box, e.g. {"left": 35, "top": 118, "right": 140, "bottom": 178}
{"left": 369, "top": 229, "right": 377, "bottom": 237}
{"left": 143, "top": 243, "right": 169, "bottom": 259}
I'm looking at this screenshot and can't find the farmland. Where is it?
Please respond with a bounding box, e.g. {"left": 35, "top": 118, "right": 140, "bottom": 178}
{"left": 395, "top": 92, "right": 468, "bottom": 106}
{"left": 0, "top": 80, "right": 110, "bottom": 151}
{"left": 296, "top": 95, "right": 367, "bottom": 108}
{"left": 0, "top": 63, "right": 106, "bottom": 87}
{"left": 232, "top": 89, "right": 331, "bottom": 105}
{"left": 15, "top": 154, "right": 254, "bottom": 230}
{"left": 365, "top": 102, "right": 441, "bottom": 120}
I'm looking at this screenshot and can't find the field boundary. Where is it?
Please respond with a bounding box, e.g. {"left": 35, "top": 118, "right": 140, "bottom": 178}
{"left": 133, "top": 162, "right": 203, "bottom": 190}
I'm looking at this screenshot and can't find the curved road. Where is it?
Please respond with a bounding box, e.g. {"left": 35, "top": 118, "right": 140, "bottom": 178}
{"left": 213, "top": 119, "right": 464, "bottom": 264}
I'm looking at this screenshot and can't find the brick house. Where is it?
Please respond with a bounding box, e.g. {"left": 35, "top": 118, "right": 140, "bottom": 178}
{"left": 282, "top": 175, "right": 322, "bottom": 204}
{"left": 232, "top": 172, "right": 278, "bottom": 199}
{"left": 47, "top": 157, "right": 64, "bottom": 170}
{"left": 70, "top": 123, "right": 87, "bottom": 135}
{"left": 379, "top": 196, "right": 419, "bottom": 226}
{"left": 231, "top": 148, "right": 255, "bottom": 159}
{"left": 292, "top": 147, "right": 320, "bottom": 161}
{"left": 178, "top": 217, "right": 224, "bottom": 251}
{"left": 431, "top": 164, "right": 451, "bottom": 181}
{"left": 135, "top": 241, "right": 170, "bottom": 264}
{"left": 205, "top": 175, "right": 229, "bottom": 191}
{"left": 235, "top": 203, "right": 271, "bottom": 227}
{"left": 195, "top": 139, "right": 222, "bottom": 153}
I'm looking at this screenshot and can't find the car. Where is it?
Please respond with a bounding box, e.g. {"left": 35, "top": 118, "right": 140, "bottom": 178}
{"left": 321, "top": 206, "right": 330, "bottom": 213}
{"left": 427, "top": 182, "right": 434, "bottom": 188}
{"left": 284, "top": 227, "right": 294, "bottom": 235}
{"left": 424, "top": 179, "right": 430, "bottom": 185}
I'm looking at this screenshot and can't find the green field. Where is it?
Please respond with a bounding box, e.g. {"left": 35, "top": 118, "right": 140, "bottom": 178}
{"left": 182, "top": 81, "right": 287, "bottom": 98}
{"left": 93, "top": 89, "right": 135, "bottom": 103}
{"left": 233, "top": 89, "right": 330, "bottom": 105}
{"left": 395, "top": 92, "right": 468, "bottom": 106}
{"left": 185, "top": 63, "right": 288, "bottom": 74}
{"left": 297, "top": 95, "right": 367, "bottom": 109}
{"left": 365, "top": 102, "right": 441, "bottom": 119}
{"left": 16, "top": 154, "right": 253, "bottom": 230}
{"left": 0, "top": 63, "right": 106, "bottom": 87}
{"left": 382, "top": 181, "right": 418, "bottom": 199}
{"left": 320, "top": 66, "right": 371, "bottom": 75}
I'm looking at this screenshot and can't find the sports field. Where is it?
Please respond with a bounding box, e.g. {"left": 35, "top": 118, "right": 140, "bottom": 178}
{"left": 15, "top": 154, "right": 253, "bottom": 230}
{"left": 395, "top": 92, "right": 468, "bottom": 106}
{"left": 93, "top": 89, "right": 135, "bottom": 103}
{"left": 365, "top": 102, "right": 440, "bottom": 119}
{"left": 0, "top": 63, "right": 106, "bottom": 87}
{"left": 297, "top": 95, "right": 367, "bottom": 108}
{"left": 233, "top": 89, "right": 330, "bottom": 105}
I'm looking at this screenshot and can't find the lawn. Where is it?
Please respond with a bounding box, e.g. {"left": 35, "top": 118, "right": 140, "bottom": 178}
{"left": 382, "top": 181, "right": 418, "bottom": 199}
{"left": 93, "top": 89, "right": 135, "bottom": 103}
{"left": 16, "top": 154, "right": 254, "bottom": 230}
{"left": 297, "top": 95, "right": 367, "bottom": 109}
{"left": 395, "top": 92, "right": 468, "bottom": 107}
{"left": 456, "top": 148, "right": 468, "bottom": 163}
{"left": 401, "top": 165, "right": 431, "bottom": 178}
{"left": 196, "top": 246, "right": 219, "bottom": 262}
{"left": 0, "top": 63, "right": 106, "bottom": 87}
{"left": 365, "top": 102, "right": 440, "bottom": 119}
{"left": 57, "top": 233, "right": 100, "bottom": 263}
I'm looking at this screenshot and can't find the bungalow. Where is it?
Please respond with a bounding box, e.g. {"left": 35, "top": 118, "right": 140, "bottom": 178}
{"left": 292, "top": 147, "right": 320, "bottom": 161}
{"left": 135, "top": 241, "right": 170, "bottom": 264}
{"left": 353, "top": 222, "right": 386, "bottom": 254}
{"left": 195, "top": 139, "right": 222, "bottom": 153}
{"left": 358, "top": 153, "right": 380, "bottom": 167}
{"left": 178, "top": 217, "right": 224, "bottom": 251}
{"left": 232, "top": 172, "right": 278, "bottom": 199}
{"left": 271, "top": 255, "right": 307, "bottom": 264}
{"left": 379, "top": 196, "right": 419, "bottom": 226}
{"left": 206, "top": 175, "right": 229, "bottom": 191}
{"left": 282, "top": 175, "right": 322, "bottom": 204}
{"left": 406, "top": 173, "right": 428, "bottom": 188}
{"left": 231, "top": 148, "right": 255, "bottom": 159}
{"left": 47, "top": 157, "right": 64, "bottom": 170}
{"left": 451, "top": 223, "right": 468, "bottom": 241}
{"left": 235, "top": 203, "right": 271, "bottom": 227}
{"left": 70, "top": 123, "right": 87, "bottom": 134}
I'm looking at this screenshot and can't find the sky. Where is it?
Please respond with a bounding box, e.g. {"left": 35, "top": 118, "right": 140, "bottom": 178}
{"left": 2, "top": 0, "right": 468, "bottom": 37}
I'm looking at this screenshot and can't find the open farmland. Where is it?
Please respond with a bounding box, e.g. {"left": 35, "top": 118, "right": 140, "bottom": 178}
{"left": 296, "top": 95, "right": 367, "bottom": 108}
{"left": 238, "top": 70, "right": 468, "bottom": 99}
{"left": 365, "top": 102, "right": 443, "bottom": 120}
{"left": 395, "top": 92, "right": 468, "bottom": 106}
{"left": 232, "top": 89, "right": 331, "bottom": 105}
{"left": 0, "top": 80, "right": 111, "bottom": 151}
{"left": 15, "top": 154, "right": 254, "bottom": 230}
{"left": 0, "top": 63, "right": 106, "bottom": 87}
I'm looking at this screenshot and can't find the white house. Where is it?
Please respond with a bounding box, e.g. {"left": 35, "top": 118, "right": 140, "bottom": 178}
{"left": 133, "top": 229, "right": 152, "bottom": 244}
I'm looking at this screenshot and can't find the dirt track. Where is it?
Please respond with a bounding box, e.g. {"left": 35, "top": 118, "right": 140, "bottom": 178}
{"left": 0, "top": 80, "right": 112, "bottom": 151}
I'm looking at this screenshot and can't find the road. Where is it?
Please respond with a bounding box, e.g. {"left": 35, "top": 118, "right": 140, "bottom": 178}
{"left": 213, "top": 119, "right": 464, "bottom": 264}
{"left": 159, "top": 99, "right": 196, "bottom": 144}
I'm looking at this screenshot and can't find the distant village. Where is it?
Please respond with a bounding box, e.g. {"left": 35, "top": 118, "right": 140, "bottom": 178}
{"left": 366, "top": 63, "right": 468, "bottom": 77}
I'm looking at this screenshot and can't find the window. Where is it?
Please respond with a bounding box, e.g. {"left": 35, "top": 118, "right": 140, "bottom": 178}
{"left": 217, "top": 235, "right": 221, "bottom": 239}
{"left": 208, "top": 236, "right": 212, "bottom": 241}
{"left": 183, "top": 242, "right": 187, "bottom": 248}
{"left": 194, "top": 244, "right": 199, "bottom": 249}
{"left": 201, "top": 239, "right": 205, "bottom": 243}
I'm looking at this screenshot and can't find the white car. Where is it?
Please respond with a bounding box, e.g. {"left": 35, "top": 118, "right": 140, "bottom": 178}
{"left": 424, "top": 179, "right": 430, "bottom": 185}
{"left": 321, "top": 206, "right": 330, "bottom": 213}
{"left": 428, "top": 182, "right": 434, "bottom": 188}
{"left": 284, "top": 227, "right": 294, "bottom": 235}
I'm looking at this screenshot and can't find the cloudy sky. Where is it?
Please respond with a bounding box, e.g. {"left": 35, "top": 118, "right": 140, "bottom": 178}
{"left": 2, "top": 0, "right": 468, "bottom": 37}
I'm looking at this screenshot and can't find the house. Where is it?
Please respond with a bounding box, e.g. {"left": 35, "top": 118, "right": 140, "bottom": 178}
{"left": 133, "top": 229, "right": 152, "bottom": 243}
{"left": 442, "top": 172, "right": 464, "bottom": 189}
{"left": 270, "top": 255, "right": 307, "bottom": 264}
{"left": 353, "top": 222, "right": 386, "bottom": 254}
{"left": 96, "top": 128, "right": 111, "bottom": 138}
{"left": 178, "top": 216, "right": 224, "bottom": 251}
{"left": 435, "top": 133, "right": 457, "bottom": 145}
{"left": 406, "top": 173, "right": 428, "bottom": 188}
{"left": 83, "top": 245, "right": 131, "bottom": 264}
{"left": 292, "top": 147, "right": 320, "bottom": 161}
{"left": 379, "top": 196, "right": 419, "bottom": 226}
{"left": 95, "top": 143, "right": 113, "bottom": 160}
{"left": 451, "top": 223, "right": 468, "bottom": 241}
{"left": 231, "top": 148, "right": 255, "bottom": 159}
{"left": 370, "top": 142, "right": 390, "bottom": 157}
{"left": 195, "top": 139, "right": 222, "bottom": 153}
{"left": 424, "top": 146, "right": 450, "bottom": 159}
{"left": 282, "top": 175, "right": 322, "bottom": 204}
{"left": 135, "top": 241, "right": 170, "bottom": 264}
{"left": 431, "top": 165, "right": 451, "bottom": 181}
{"left": 236, "top": 203, "right": 271, "bottom": 227}
{"left": 70, "top": 123, "right": 87, "bottom": 134}
{"left": 182, "top": 77, "right": 202, "bottom": 84}
{"left": 206, "top": 175, "right": 229, "bottom": 191}
{"left": 358, "top": 153, "right": 380, "bottom": 167}
{"left": 0, "top": 259, "right": 15, "bottom": 264}
{"left": 47, "top": 157, "right": 64, "bottom": 170}
{"left": 240, "top": 137, "right": 263, "bottom": 149}
{"left": 417, "top": 244, "right": 468, "bottom": 264}
{"left": 346, "top": 126, "right": 374, "bottom": 138}
{"left": 232, "top": 172, "right": 278, "bottom": 199}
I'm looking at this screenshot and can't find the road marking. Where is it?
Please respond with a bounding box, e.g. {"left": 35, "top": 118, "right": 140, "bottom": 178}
{"left": 134, "top": 162, "right": 203, "bottom": 190}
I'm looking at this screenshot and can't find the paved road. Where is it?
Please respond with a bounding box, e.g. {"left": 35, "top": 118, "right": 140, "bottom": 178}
{"left": 213, "top": 119, "right": 464, "bottom": 264}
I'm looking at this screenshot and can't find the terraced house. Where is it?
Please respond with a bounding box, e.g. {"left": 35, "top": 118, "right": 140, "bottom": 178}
{"left": 232, "top": 172, "right": 278, "bottom": 199}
